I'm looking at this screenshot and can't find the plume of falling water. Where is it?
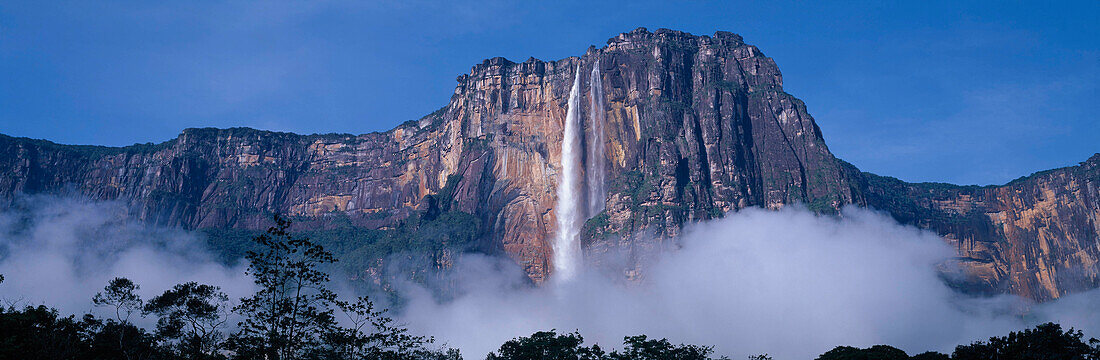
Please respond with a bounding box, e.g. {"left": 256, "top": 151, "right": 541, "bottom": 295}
{"left": 586, "top": 59, "right": 607, "bottom": 217}
{"left": 553, "top": 65, "right": 585, "bottom": 282}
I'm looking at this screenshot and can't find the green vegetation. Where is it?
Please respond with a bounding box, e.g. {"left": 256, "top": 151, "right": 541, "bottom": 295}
{"left": 327, "top": 211, "right": 482, "bottom": 284}
{"left": 0, "top": 133, "right": 175, "bottom": 159}
{"left": 93, "top": 277, "right": 143, "bottom": 324}
{"left": 805, "top": 195, "right": 838, "bottom": 215}
{"left": 952, "top": 322, "right": 1100, "bottom": 359}
{"left": 1005, "top": 167, "right": 1070, "bottom": 187}
{"left": 816, "top": 345, "right": 936, "bottom": 360}
{"left": 855, "top": 169, "right": 1005, "bottom": 233}
{"left": 856, "top": 171, "right": 941, "bottom": 225}
{"left": 486, "top": 331, "right": 730, "bottom": 360}
{"left": 230, "top": 214, "right": 344, "bottom": 359}
{"left": 612, "top": 171, "right": 648, "bottom": 206}
{"left": 143, "top": 283, "right": 230, "bottom": 358}
{"left": 817, "top": 323, "right": 1100, "bottom": 360}
{"left": 201, "top": 210, "right": 482, "bottom": 291}
{"left": 581, "top": 212, "right": 610, "bottom": 240}
{"left": 599, "top": 168, "right": 697, "bottom": 238}
{"left": 606, "top": 170, "right": 652, "bottom": 232}
{"left": 435, "top": 174, "right": 464, "bottom": 211}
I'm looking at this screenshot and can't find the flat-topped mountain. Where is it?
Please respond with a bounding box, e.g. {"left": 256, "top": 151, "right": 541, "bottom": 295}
{"left": 2, "top": 28, "right": 1097, "bottom": 301}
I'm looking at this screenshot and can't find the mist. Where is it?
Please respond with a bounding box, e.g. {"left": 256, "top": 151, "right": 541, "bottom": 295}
{"left": 397, "top": 206, "right": 1100, "bottom": 359}
{"left": 0, "top": 196, "right": 253, "bottom": 325}
{"left": 2, "top": 197, "right": 1099, "bottom": 358}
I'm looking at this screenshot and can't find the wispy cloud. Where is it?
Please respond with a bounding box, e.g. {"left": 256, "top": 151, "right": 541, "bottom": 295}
{"left": 0, "top": 196, "right": 253, "bottom": 327}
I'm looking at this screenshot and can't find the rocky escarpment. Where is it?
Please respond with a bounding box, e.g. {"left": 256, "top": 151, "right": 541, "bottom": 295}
{"left": 850, "top": 157, "right": 1100, "bottom": 301}
{"left": 0, "top": 28, "right": 1096, "bottom": 301}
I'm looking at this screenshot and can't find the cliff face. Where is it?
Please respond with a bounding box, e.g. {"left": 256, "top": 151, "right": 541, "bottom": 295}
{"left": 1, "top": 28, "right": 1096, "bottom": 301}
{"left": 851, "top": 157, "right": 1100, "bottom": 301}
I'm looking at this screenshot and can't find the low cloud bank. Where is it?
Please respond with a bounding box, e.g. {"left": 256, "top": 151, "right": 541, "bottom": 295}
{"left": 0, "top": 196, "right": 253, "bottom": 325}
{"left": 1, "top": 197, "right": 1097, "bottom": 358}
{"left": 398, "top": 207, "right": 1100, "bottom": 358}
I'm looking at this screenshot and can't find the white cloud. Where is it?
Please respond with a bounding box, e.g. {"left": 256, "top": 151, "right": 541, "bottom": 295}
{"left": 398, "top": 206, "right": 1098, "bottom": 358}
{"left": 0, "top": 196, "right": 253, "bottom": 326}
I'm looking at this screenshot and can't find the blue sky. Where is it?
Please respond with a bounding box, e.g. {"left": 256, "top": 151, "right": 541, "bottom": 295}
{"left": 1, "top": 1, "right": 1096, "bottom": 185}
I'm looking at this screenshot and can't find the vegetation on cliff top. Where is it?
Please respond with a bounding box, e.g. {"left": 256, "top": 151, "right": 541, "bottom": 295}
{"left": 0, "top": 133, "right": 175, "bottom": 159}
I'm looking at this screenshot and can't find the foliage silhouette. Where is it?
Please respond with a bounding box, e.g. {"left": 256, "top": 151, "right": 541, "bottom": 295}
{"left": 952, "top": 322, "right": 1100, "bottom": 360}
{"left": 486, "top": 330, "right": 727, "bottom": 360}
{"left": 93, "top": 277, "right": 143, "bottom": 323}
{"left": 143, "top": 282, "right": 230, "bottom": 359}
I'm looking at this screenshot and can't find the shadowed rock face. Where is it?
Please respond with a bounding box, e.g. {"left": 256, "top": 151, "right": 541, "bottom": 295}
{"left": 0, "top": 28, "right": 1096, "bottom": 301}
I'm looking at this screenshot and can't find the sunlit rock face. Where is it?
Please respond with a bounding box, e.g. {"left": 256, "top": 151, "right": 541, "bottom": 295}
{"left": 0, "top": 27, "right": 1096, "bottom": 301}
{"left": 850, "top": 155, "right": 1100, "bottom": 301}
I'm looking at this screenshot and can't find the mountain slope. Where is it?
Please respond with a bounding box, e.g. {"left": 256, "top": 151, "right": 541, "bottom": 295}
{"left": 1, "top": 28, "right": 1096, "bottom": 301}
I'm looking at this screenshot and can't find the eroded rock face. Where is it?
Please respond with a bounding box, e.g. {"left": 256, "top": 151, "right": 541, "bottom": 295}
{"left": 0, "top": 27, "right": 1096, "bottom": 301}
{"left": 850, "top": 156, "right": 1100, "bottom": 301}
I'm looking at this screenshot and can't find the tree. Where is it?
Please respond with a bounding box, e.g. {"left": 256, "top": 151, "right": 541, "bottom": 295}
{"left": 910, "top": 352, "right": 949, "bottom": 360}
{"left": 81, "top": 314, "right": 168, "bottom": 360}
{"left": 608, "top": 335, "right": 725, "bottom": 360}
{"left": 952, "top": 322, "right": 1100, "bottom": 360}
{"left": 229, "top": 215, "right": 455, "bottom": 360}
{"left": 486, "top": 330, "right": 605, "bottom": 360}
{"left": 816, "top": 345, "right": 910, "bottom": 360}
{"left": 0, "top": 304, "right": 173, "bottom": 360}
{"left": 323, "top": 295, "right": 440, "bottom": 359}
{"left": 93, "top": 277, "right": 143, "bottom": 324}
{"left": 229, "top": 214, "right": 341, "bottom": 360}
{"left": 143, "top": 282, "right": 230, "bottom": 359}
{"left": 486, "top": 331, "right": 729, "bottom": 360}
{"left": 0, "top": 305, "right": 90, "bottom": 360}
{"left": 92, "top": 277, "right": 150, "bottom": 360}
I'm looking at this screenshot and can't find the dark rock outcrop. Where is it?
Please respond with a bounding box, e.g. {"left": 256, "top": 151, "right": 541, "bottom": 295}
{"left": 1, "top": 28, "right": 1096, "bottom": 301}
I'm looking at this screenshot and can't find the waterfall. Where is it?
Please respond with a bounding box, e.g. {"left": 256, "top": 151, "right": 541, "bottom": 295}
{"left": 553, "top": 65, "right": 585, "bottom": 282}
{"left": 586, "top": 59, "right": 607, "bottom": 217}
